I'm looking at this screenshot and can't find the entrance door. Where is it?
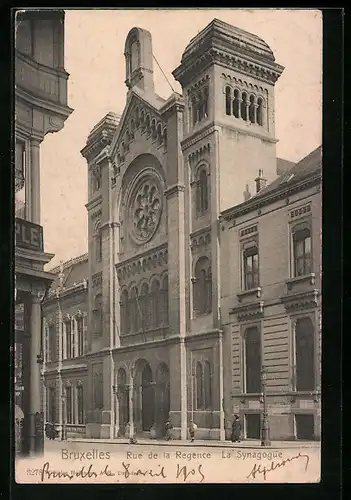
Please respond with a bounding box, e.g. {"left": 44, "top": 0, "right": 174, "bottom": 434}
{"left": 141, "top": 364, "right": 154, "bottom": 431}
{"left": 245, "top": 413, "right": 261, "bottom": 439}
{"left": 295, "top": 414, "right": 314, "bottom": 440}
{"left": 155, "top": 363, "right": 170, "bottom": 435}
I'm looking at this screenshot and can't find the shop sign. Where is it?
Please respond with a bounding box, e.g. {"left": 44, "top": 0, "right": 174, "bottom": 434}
{"left": 15, "top": 218, "right": 43, "bottom": 252}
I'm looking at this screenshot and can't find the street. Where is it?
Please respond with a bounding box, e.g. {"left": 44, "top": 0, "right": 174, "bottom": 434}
{"left": 15, "top": 437, "right": 321, "bottom": 484}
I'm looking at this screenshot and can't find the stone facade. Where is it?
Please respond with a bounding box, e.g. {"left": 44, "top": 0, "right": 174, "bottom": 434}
{"left": 41, "top": 18, "right": 321, "bottom": 442}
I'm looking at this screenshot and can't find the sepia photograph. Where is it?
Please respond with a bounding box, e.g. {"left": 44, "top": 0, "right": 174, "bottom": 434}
{"left": 14, "top": 8, "right": 322, "bottom": 483}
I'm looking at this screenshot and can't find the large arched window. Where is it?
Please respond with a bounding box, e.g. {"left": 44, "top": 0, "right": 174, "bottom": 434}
{"left": 120, "top": 289, "right": 129, "bottom": 334}
{"left": 241, "top": 92, "right": 248, "bottom": 121}
{"left": 295, "top": 318, "right": 315, "bottom": 391}
{"left": 196, "top": 168, "right": 209, "bottom": 214}
{"left": 196, "top": 362, "right": 203, "bottom": 409}
{"left": 161, "top": 275, "right": 169, "bottom": 325}
{"left": 293, "top": 226, "right": 312, "bottom": 277}
{"left": 93, "top": 295, "right": 103, "bottom": 337}
{"left": 193, "top": 257, "right": 212, "bottom": 315}
{"left": 65, "top": 319, "right": 73, "bottom": 359}
{"left": 140, "top": 283, "right": 149, "bottom": 330}
{"left": 48, "top": 324, "right": 57, "bottom": 362}
{"left": 76, "top": 316, "right": 84, "bottom": 357}
{"left": 244, "top": 327, "right": 261, "bottom": 393}
{"left": 233, "top": 89, "right": 240, "bottom": 118}
{"left": 65, "top": 385, "right": 73, "bottom": 424}
{"left": 243, "top": 244, "right": 259, "bottom": 290}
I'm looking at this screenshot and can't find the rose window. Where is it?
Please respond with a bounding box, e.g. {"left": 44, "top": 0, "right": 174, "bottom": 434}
{"left": 131, "top": 181, "right": 162, "bottom": 242}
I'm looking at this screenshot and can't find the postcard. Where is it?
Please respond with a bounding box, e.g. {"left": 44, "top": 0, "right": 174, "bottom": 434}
{"left": 14, "top": 8, "right": 322, "bottom": 484}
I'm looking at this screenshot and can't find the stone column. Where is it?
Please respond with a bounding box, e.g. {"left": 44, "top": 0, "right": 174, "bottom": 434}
{"left": 218, "top": 332, "right": 225, "bottom": 440}
{"left": 29, "top": 295, "right": 42, "bottom": 454}
{"left": 30, "top": 139, "right": 41, "bottom": 225}
{"left": 128, "top": 370, "right": 135, "bottom": 439}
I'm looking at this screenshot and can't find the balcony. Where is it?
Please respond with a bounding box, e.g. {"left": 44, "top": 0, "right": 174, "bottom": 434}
{"left": 281, "top": 273, "right": 319, "bottom": 313}
{"left": 15, "top": 50, "right": 69, "bottom": 108}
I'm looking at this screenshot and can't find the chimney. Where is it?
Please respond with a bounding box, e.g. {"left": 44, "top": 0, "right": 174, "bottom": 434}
{"left": 255, "top": 169, "right": 267, "bottom": 193}
{"left": 243, "top": 184, "right": 252, "bottom": 202}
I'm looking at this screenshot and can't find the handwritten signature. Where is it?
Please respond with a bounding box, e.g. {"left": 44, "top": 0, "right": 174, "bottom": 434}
{"left": 39, "top": 462, "right": 205, "bottom": 483}
{"left": 247, "top": 452, "right": 310, "bottom": 481}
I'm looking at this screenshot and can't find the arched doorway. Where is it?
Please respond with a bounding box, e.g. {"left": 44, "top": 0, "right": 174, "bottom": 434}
{"left": 155, "top": 363, "right": 170, "bottom": 436}
{"left": 117, "top": 368, "right": 129, "bottom": 436}
{"left": 141, "top": 364, "right": 154, "bottom": 431}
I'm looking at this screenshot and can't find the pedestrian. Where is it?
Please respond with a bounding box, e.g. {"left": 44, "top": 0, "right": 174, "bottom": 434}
{"left": 165, "top": 419, "right": 173, "bottom": 441}
{"left": 189, "top": 420, "right": 197, "bottom": 443}
{"left": 231, "top": 414, "right": 241, "bottom": 443}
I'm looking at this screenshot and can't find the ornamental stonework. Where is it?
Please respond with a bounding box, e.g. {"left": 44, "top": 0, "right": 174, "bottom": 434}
{"left": 129, "top": 177, "right": 162, "bottom": 244}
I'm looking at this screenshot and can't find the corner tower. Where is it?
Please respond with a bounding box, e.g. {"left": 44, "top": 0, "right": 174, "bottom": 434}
{"left": 173, "top": 18, "right": 285, "bottom": 211}
{"left": 124, "top": 27, "right": 154, "bottom": 94}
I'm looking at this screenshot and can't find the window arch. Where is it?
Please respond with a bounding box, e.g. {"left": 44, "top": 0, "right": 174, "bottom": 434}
{"left": 244, "top": 327, "right": 261, "bottom": 393}
{"left": 225, "top": 86, "right": 232, "bottom": 115}
{"left": 243, "top": 243, "right": 259, "bottom": 290}
{"left": 193, "top": 256, "right": 212, "bottom": 315}
{"left": 196, "top": 167, "right": 209, "bottom": 214}
{"left": 295, "top": 318, "right": 315, "bottom": 391}
{"left": 93, "top": 294, "right": 103, "bottom": 337}
{"left": 293, "top": 226, "right": 312, "bottom": 277}
{"left": 120, "top": 289, "right": 129, "bottom": 334}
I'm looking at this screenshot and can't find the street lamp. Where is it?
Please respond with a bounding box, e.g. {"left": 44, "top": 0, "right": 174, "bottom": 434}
{"left": 261, "top": 365, "right": 271, "bottom": 447}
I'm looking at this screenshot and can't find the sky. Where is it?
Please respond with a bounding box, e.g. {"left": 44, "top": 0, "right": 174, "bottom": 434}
{"left": 40, "top": 9, "right": 322, "bottom": 269}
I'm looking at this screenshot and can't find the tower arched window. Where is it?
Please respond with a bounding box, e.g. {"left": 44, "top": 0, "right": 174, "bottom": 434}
{"left": 140, "top": 283, "right": 150, "bottom": 330}
{"left": 193, "top": 256, "right": 212, "bottom": 315}
{"left": 94, "top": 222, "right": 102, "bottom": 263}
{"left": 192, "top": 96, "right": 198, "bottom": 126}
{"left": 203, "top": 87, "right": 209, "bottom": 118}
{"left": 241, "top": 92, "right": 248, "bottom": 121}
{"left": 196, "top": 168, "right": 209, "bottom": 214}
{"left": 161, "top": 275, "right": 169, "bottom": 325}
{"left": 244, "top": 327, "right": 261, "bottom": 393}
{"left": 129, "top": 35, "right": 139, "bottom": 74}
{"left": 249, "top": 95, "right": 256, "bottom": 124}
{"left": 129, "top": 287, "right": 138, "bottom": 333}
{"left": 225, "top": 86, "right": 231, "bottom": 115}
{"left": 257, "top": 98, "right": 263, "bottom": 126}
{"left": 295, "top": 318, "right": 315, "bottom": 391}
{"left": 120, "top": 289, "right": 129, "bottom": 334}
{"left": 233, "top": 89, "right": 240, "bottom": 118}
{"left": 76, "top": 382, "right": 84, "bottom": 424}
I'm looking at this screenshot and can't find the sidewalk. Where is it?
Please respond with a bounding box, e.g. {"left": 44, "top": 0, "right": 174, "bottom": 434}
{"left": 66, "top": 437, "right": 320, "bottom": 449}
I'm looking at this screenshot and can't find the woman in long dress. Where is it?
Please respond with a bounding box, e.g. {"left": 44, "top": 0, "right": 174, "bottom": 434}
{"left": 231, "top": 415, "right": 241, "bottom": 443}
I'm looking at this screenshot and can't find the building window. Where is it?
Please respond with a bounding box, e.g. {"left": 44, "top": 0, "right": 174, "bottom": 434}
{"left": 257, "top": 98, "right": 263, "bottom": 126}
{"left": 120, "top": 289, "right": 129, "bottom": 334}
{"left": 140, "top": 283, "right": 150, "bottom": 330}
{"left": 76, "top": 384, "right": 84, "bottom": 424}
{"left": 15, "top": 141, "right": 27, "bottom": 219}
{"left": 244, "top": 327, "right": 261, "bottom": 393}
{"left": 66, "top": 386, "right": 73, "bottom": 424}
{"left": 48, "top": 324, "right": 57, "bottom": 362}
{"left": 293, "top": 227, "right": 312, "bottom": 277}
{"left": 295, "top": 414, "right": 314, "bottom": 440}
{"left": 233, "top": 89, "right": 240, "bottom": 118}
{"left": 196, "top": 168, "right": 209, "bottom": 214}
{"left": 65, "top": 320, "right": 74, "bottom": 359}
{"left": 92, "top": 295, "right": 103, "bottom": 337}
{"left": 48, "top": 387, "right": 56, "bottom": 423}
{"left": 193, "top": 256, "right": 212, "bottom": 315}
{"left": 225, "top": 86, "right": 232, "bottom": 115}
{"left": 93, "top": 364, "right": 103, "bottom": 410}
{"left": 243, "top": 245, "right": 259, "bottom": 290}
{"left": 77, "top": 317, "right": 84, "bottom": 357}
{"left": 241, "top": 92, "right": 248, "bottom": 121}
{"left": 161, "top": 275, "right": 169, "bottom": 325}
{"left": 295, "top": 317, "right": 315, "bottom": 391}
{"left": 245, "top": 413, "right": 261, "bottom": 439}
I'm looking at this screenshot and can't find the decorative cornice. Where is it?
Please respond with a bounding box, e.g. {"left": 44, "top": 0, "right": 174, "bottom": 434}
{"left": 85, "top": 195, "right": 102, "bottom": 211}
{"left": 116, "top": 244, "right": 168, "bottom": 281}
{"left": 280, "top": 289, "right": 319, "bottom": 313}
{"left": 230, "top": 300, "right": 264, "bottom": 321}
{"left": 220, "top": 173, "right": 321, "bottom": 221}
{"left": 182, "top": 124, "right": 217, "bottom": 151}
{"left": 164, "top": 184, "right": 185, "bottom": 198}
{"left": 48, "top": 253, "right": 88, "bottom": 274}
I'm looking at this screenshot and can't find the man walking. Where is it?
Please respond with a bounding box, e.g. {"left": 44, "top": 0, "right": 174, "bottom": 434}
{"left": 189, "top": 420, "right": 197, "bottom": 443}
{"left": 231, "top": 415, "right": 241, "bottom": 443}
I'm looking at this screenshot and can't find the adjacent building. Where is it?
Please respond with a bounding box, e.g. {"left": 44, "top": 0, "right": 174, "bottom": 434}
{"left": 14, "top": 9, "right": 73, "bottom": 454}
{"left": 41, "top": 18, "right": 322, "bottom": 442}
